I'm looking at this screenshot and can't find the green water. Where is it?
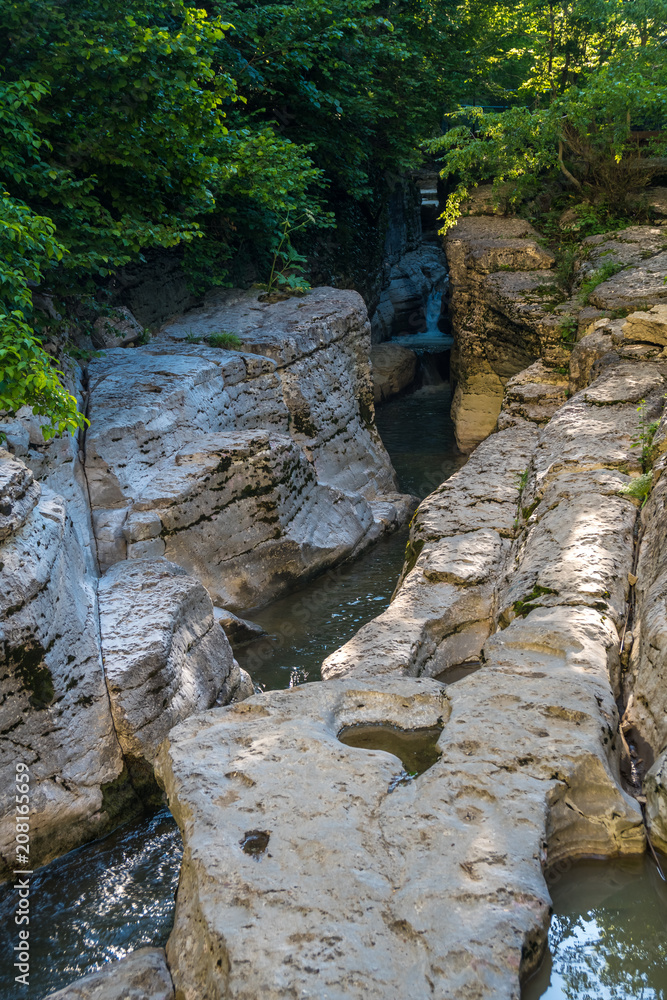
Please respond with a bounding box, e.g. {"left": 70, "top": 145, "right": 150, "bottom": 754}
{"left": 338, "top": 723, "right": 443, "bottom": 777}
{"left": 236, "top": 381, "right": 466, "bottom": 691}
{"left": 523, "top": 855, "right": 667, "bottom": 1000}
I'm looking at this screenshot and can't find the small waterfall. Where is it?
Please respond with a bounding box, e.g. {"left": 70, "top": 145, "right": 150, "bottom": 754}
{"left": 424, "top": 282, "right": 444, "bottom": 336}
{"left": 391, "top": 275, "right": 452, "bottom": 350}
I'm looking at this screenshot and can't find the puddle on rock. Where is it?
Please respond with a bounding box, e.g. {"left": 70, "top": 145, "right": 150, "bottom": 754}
{"left": 523, "top": 854, "right": 667, "bottom": 1000}
{"left": 338, "top": 723, "right": 443, "bottom": 777}
{"left": 433, "top": 661, "right": 482, "bottom": 685}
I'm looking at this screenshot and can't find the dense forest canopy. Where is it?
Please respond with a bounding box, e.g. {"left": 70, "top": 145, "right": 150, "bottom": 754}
{"left": 1, "top": 0, "right": 666, "bottom": 433}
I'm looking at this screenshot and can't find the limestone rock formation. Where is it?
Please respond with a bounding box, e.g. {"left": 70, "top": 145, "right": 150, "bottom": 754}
{"left": 98, "top": 559, "right": 248, "bottom": 776}
{"left": 46, "top": 947, "right": 174, "bottom": 1000}
{"left": 322, "top": 423, "right": 536, "bottom": 681}
{"left": 0, "top": 452, "right": 134, "bottom": 879}
{"left": 645, "top": 751, "right": 667, "bottom": 854}
{"left": 622, "top": 304, "right": 667, "bottom": 346}
{"left": 86, "top": 287, "right": 410, "bottom": 608}
{"left": 444, "top": 215, "right": 564, "bottom": 452}
{"left": 91, "top": 307, "right": 146, "bottom": 349}
{"left": 157, "top": 639, "right": 642, "bottom": 1000}
{"left": 370, "top": 342, "right": 418, "bottom": 402}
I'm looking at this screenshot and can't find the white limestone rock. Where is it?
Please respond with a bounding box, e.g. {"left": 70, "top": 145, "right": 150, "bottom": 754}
{"left": 157, "top": 623, "right": 642, "bottom": 1000}
{"left": 98, "top": 559, "right": 248, "bottom": 773}
{"left": 322, "top": 423, "right": 537, "bottom": 681}
{"left": 45, "top": 947, "right": 174, "bottom": 1000}
{"left": 86, "top": 288, "right": 410, "bottom": 608}
{"left": 0, "top": 454, "right": 131, "bottom": 880}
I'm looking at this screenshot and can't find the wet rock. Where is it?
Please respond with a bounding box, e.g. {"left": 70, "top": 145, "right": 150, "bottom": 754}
{"left": 0, "top": 454, "right": 133, "bottom": 880}
{"left": 46, "top": 947, "right": 174, "bottom": 999}
{"left": 370, "top": 244, "right": 447, "bottom": 343}
{"left": 157, "top": 621, "right": 642, "bottom": 1000}
{"left": 214, "top": 608, "right": 268, "bottom": 647}
{"left": 98, "top": 559, "right": 248, "bottom": 777}
{"left": 370, "top": 343, "right": 417, "bottom": 402}
{"left": 644, "top": 750, "right": 667, "bottom": 855}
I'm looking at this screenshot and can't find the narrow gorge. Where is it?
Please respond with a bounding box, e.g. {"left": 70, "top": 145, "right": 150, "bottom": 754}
{"left": 2, "top": 189, "right": 667, "bottom": 1000}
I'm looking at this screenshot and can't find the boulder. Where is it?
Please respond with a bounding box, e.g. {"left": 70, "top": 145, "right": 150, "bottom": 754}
{"left": 45, "top": 947, "right": 174, "bottom": 1000}
{"left": 157, "top": 624, "right": 642, "bottom": 1000}
{"left": 86, "top": 288, "right": 411, "bottom": 608}
{"left": 0, "top": 453, "right": 135, "bottom": 880}
{"left": 91, "top": 307, "right": 145, "bottom": 349}
{"left": 622, "top": 304, "right": 667, "bottom": 346}
{"left": 214, "top": 608, "right": 268, "bottom": 647}
{"left": 370, "top": 343, "right": 417, "bottom": 402}
{"left": 98, "top": 559, "right": 249, "bottom": 785}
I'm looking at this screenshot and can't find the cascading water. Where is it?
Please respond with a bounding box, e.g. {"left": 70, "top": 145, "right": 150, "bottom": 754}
{"left": 391, "top": 276, "right": 453, "bottom": 351}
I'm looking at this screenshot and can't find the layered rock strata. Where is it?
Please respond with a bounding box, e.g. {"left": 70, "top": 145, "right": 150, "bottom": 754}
{"left": 87, "top": 287, "right": 412, "bottom": 608}
{"left": 444, "top": 216, "right": 563, "bottom": 452}
{"left": 98, "top": 559, "right": 251, "bottom": 786}
{"left": 0, "top": 452, "right": 133, "bottom": 879}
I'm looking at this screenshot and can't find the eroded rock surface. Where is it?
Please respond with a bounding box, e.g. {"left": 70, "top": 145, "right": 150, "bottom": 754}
{"left": 322, "top": 423, "right": 536, "bottom": 681}
{"left": 370, "top": 244, "right": 447, "bottom": 342}
{"left": 99, "top": 559, "right": 248, "bottom": 777}
{"left": 0, "top": 452, "right": 134, "bottom": 879}
{"left": 645, "top": 751, "right": 667, "bottom": 854}
{"left": 46, "top": 947, "right": 174, "bottom": 1000}
{"left": 370, "top": 342, "right": 417, "bottom": 402}
{"left": 158, "top": 638, "right": 642, "bottom": 1000}
{"left": 445, "top": 216, "right": 564, "bottom": 451}
{"left": 87, "top": 288, "right": 410, "bottom": 608}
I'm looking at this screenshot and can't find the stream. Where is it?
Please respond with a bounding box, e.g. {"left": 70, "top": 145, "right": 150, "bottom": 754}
{"left": 0, "top": 370, "right": 461, "bottom": 997}
{"left": 1, "top": 361, "right": 664, "bottom": 998}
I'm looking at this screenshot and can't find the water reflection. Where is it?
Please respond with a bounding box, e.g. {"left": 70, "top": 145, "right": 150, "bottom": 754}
{"left": 0, "top": 809, "right": 182, "bottom": 998}
{"left": 524, "top": 855, "right": 667, "bottom": 1000}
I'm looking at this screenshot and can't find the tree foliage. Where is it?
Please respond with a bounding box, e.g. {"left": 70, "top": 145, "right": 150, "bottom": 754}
{"left": 429, "top": 1, "right": 667, "bottom": 229}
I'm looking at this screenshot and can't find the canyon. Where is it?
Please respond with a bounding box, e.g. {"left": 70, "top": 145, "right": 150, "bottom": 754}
{"left": 1, "top": 194, "right": 666, "bottom": 1000}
